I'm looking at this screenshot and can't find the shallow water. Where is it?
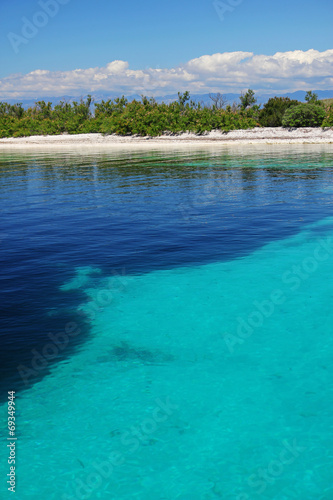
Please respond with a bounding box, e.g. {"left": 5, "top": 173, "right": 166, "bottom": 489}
{"left": 0, "top": 145, "right": 332, "bottom": 499}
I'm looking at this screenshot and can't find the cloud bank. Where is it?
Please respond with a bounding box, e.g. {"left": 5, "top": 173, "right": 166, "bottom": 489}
{"left": 1, "top": 49, "right": 332, "bottom": 99}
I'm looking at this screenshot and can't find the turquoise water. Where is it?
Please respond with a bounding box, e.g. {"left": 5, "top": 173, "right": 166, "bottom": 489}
{"left": 0, "top": 146, "right": 333, "bottom": 499}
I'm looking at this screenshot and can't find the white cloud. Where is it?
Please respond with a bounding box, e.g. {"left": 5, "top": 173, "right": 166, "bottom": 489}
{"left": 106, "top": 60, "right": 129, "bottom": 74}
{"left": 0, "top": 49, "right": 332, "bottom": 99}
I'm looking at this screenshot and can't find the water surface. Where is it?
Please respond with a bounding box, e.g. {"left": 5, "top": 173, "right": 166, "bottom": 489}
{"left": 0, "top": 145, "right": 332, "bottom": 499}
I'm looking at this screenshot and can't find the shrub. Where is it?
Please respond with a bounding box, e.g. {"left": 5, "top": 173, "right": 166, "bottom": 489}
{"left": 259, "top": 97, "right": 299, "bottom": 127}
{"left": 0, "top": 93, "right": 259, "bottom": 138}
{"left": 282, "top": 103, "right": 326, "bottom": 128}
{"left": 321, "top": 104, "right": 333, "bottom": 127}
{"left": 239, "top": 89, "right": 256, "bottom": 110}
{"left": 304, "top": 90, "right": 321, "bottom": 104}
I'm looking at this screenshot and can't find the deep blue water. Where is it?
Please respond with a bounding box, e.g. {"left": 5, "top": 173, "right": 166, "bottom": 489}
{"left": 0, "top": 145, "right": 332, "bottom": 499}
{"left": 1, "top": 147, "right": 333, "bottom": 395}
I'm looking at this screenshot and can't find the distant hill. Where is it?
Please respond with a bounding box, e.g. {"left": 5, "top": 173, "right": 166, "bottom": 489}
{"left": 2, "top": 90, "right": 333, "bottom": 109}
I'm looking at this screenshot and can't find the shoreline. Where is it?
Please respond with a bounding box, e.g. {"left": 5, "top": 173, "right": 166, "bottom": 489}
{"left": 0, "top": 127, "right": 332, "bottom": 149}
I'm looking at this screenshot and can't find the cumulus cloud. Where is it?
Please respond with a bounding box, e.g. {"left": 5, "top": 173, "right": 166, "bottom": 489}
{"left": 0, "top": 49, "right": 332, "bottom": 99}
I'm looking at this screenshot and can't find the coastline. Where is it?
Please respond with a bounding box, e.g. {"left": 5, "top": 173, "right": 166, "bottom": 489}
{"left": 0, "top": 127, "right": 333, "bottom": 149}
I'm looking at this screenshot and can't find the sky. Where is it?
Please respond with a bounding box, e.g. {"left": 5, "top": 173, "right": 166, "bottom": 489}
{"left": 0, "top": 0, "right": 332, "bottom": 98}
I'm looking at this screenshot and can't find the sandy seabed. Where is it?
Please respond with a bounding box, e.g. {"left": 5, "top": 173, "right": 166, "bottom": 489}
{"left": 0, "top": 127, "right": 332, "bottom": 150}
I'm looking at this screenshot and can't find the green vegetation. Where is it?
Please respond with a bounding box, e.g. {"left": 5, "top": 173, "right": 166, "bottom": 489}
{"left": 305, "top": 90, "right": 320, "bottom": 104}
{"left": 282, "top": 103, "right": 326, "bottom": 128}
{"left": 321, "top": 98, "right": 333, "bottom": 107}
{"left": 0, "top": 92, "right": 258, "bottom": 138}
{"left": 0, "top": 97, "right": 95, "bottom": 138}
{"left": 0, "top": 90, "right": 332, "bottom": 138}
{"left": 322, "top": 103, "right": 333, "bottom": 127}
{"left": 260, "top": 91, "right": 329, "bottom": 128}
{"left": 258, "top": 97, "right": 299, "bottom": 127}
{"left": 320, "top": 98, "right": 333, "bottom": 127}
{"left": 239, "top": 89, "right": 257, "bottom": 110}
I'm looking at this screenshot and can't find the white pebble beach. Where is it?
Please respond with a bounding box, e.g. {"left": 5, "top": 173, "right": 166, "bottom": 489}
{"left": 0, "top": 127, "right": 332, "bottom": 149}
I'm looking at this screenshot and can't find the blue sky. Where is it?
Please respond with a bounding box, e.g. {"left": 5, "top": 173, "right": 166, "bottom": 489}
{"left": 0, "top": 0, "right": 332, "bottom": 97}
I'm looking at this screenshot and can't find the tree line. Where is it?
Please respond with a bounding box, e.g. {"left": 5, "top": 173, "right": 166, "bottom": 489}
{"left": 0, "top": 90, "right": 332, "bottom": 138}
